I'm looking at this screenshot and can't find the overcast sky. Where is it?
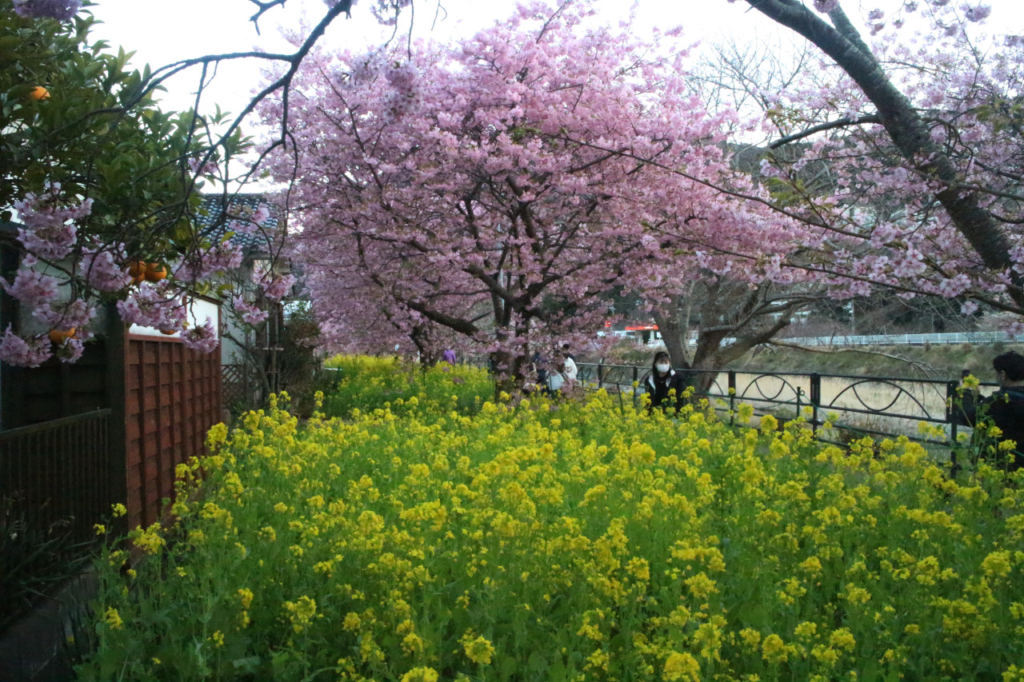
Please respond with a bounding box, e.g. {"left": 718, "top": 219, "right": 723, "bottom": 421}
{"left": 87, "top": 0, "right": 1024, "bottom": 136}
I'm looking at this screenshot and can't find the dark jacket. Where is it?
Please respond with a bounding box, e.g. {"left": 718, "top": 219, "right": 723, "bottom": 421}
{"left": 644, "top": 369, "right": 687, "bottom": 413}
{"left": 954, "top": 388, "right": 1024, "bottom": 471}
{"left": 532, "top": 352, "right": 548, "bottom": 384}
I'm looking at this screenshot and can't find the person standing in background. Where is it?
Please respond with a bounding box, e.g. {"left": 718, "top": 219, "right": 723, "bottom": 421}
{"left": 643, "top": 351, "right": 686, "bottom": 415}
{"left": 562, "top": 344, "right": 578, "bottom": 388}
{"left": 954, "top": 351, "right": 1024, "bottom": 473}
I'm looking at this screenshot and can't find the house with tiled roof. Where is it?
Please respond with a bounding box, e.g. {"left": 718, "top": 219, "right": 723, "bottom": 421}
{"left": 195, "top": 193, "right": 297, "bottom": 408}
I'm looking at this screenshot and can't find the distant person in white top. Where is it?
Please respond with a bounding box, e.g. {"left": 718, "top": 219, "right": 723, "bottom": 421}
{"left": 561, "top": 344, "right": 578, "bottom": 386}
{"left": 545, "top": 359, "right": 568, "bottom": 396}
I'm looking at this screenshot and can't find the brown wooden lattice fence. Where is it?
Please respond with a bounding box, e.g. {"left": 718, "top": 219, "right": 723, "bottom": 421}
{"left": 125, "top": 335, "right": 222, "bottom": 531}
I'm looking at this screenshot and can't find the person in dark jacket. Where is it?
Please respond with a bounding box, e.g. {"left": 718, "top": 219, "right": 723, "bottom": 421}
{"left": 643, "top": 351, "right": 688, "bottom": 414}
{"left": 954, "top": 351, "right": 1024, "bottom": 473}
{"left": 532, "top": 351, "right": 548, "bottom": 386}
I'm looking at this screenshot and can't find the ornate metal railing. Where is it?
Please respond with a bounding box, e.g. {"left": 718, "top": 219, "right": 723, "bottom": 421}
{"left": 575, "top": 362, "right": 990, "bottom": 446}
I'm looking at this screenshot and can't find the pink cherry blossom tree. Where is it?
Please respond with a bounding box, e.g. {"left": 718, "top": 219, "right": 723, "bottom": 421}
{"left": 267, "top": 1, "right": 805, "bottom": 384}
{"left": 731, "top": 0, "right": 1024, "bottom": 330}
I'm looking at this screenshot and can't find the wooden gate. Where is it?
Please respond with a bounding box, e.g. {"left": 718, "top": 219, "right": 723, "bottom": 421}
{"left": 124, "top": 335, "right": 222, "bottom": 531}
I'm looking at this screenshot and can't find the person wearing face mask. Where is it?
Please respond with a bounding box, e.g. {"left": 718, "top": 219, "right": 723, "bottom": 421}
{"left": 644, "top": 351, "right": 687, "bottom": 414}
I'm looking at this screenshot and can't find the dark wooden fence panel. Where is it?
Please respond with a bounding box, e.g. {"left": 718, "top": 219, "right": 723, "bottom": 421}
{"left": 125, "top": 337, "right": 221, "bottom": 530}
{"left": 0, "top": 410, "right": 113, "bottom": 543}
{"left": 2, "top": 339, "right": 110, "bottom": 431}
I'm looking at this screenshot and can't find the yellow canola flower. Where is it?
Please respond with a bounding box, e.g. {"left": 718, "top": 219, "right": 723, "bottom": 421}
{"left": 762, "top": 634, "right": 788, "bottom": 664}
{"left": 130, "top": 523, "right": 165, "bottom": 556}
{"left": 462, "top": 634, "right": 495, "bottom": 665}
{"left": 206, "top": 422, "right": 229, "bottom": 449}
{"left": 662, "top": 651, "right": 700, "bottom": 682}
{"left": 400, "top": 668, "right": 439, "bottom": 682}
{"left": 84, "top": 356, "right": 1024, "bottom": 680}
{"left": 103, "top": 607, "right": 123, "bottom": 630}
{"left": 283, "top": 596, "right": 317, "bottom": 633}
{"left": 982, "top": 550, "right": 1013, "bottom": 579}
{"left": 739, "top": 629, "right": 761, "bottom": 651}
{"left": 794, "top": 622, "right": 818, "bottom": 639}
{"left": 829, "top": 628, "right": 856, "bottom": 652}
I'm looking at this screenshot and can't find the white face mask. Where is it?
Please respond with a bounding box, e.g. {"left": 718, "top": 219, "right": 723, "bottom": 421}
{"left": 655, "top": 363, "right": 671, "bottom": 373}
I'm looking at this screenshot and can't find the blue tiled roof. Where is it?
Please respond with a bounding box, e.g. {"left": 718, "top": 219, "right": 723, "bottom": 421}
{"left": 195, "top": 193, "right": 283, "bottom": 255}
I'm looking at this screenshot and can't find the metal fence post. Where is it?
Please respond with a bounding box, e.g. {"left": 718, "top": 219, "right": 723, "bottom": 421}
{"left": 810, "top": 373, "right": 821, "bottom": 433}
{"left": 728, "top": 370, "right": 736, "bottom": 425}
{"left": 946, "top": 380, "right": 958, "bottom": 444}
{"left": 598, "top": 362, "right": 604, "bottom": 390}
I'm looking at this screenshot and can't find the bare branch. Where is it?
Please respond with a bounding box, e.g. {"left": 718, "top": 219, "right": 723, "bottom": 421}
{"left": 769, "top": 114, "right": 881, "bottom": 149}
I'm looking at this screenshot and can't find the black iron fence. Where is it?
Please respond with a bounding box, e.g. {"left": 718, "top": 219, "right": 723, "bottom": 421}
{"left": 0, "top": 409, "right": 114, "bottom": 543}
{"left": 576, "top": 363, "right": 989, "bottom": 446}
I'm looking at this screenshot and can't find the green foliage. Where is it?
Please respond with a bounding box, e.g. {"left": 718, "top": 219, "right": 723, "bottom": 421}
{"left": 0, "top": 0, "right": 241, "bottom": 260}
{"left": 276, "top": 304, "right": 329, "bottom": 417}
{"left": 0, "top": 495, "right": 92, "bottom": 634}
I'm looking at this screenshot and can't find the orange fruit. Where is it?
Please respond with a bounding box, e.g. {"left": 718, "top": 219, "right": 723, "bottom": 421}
{"left": 48, "top": 328, "right": 76, "bottom": 344}
{"left": 29, "top": 86, "right": 50, "bottom": 101}
{"left": 144, "top": 262, "right": 167, "bottom": 282}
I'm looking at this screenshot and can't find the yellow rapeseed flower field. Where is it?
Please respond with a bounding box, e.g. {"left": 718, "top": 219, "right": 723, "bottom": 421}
{"left": 80, "top": 357, "right": 1024, "bottom": 681}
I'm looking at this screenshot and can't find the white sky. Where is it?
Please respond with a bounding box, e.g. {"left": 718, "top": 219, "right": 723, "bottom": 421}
{"left": 88, "top": 0, "right": 1024, "bottom": 134}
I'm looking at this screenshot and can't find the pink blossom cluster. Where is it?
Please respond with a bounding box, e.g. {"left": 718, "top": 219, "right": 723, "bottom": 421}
{"left": 13, "top": 187, "right": 92, "bottom": 260}
{"left": 231, "top": 296, "right": 270, "bottom": 326}
{"left": 181, "top": 317, "right": 218, "bottom": 353}
{"left": 259, "top": 273, "right": 295, "bottom": 302}
{"left": 0, "top": 327, "right": 52, "bottom": 367}
{"left": 737, "top": 18, "right": 1024, "bottom": 320}
{"left": 174, "top": 241, "right": 245, "bottom": 283}
{"left": 80, "top": 246, "right": 133, "bottom": 292}
{"left": 35, "top": 299, "right": 96, "bottom": 334}
{"left": 3, "top": 180, "right": 274, "bottom": 365}
{"left": 115, "top": 282, "right": 187, "bottom": 333}
{"left": 226, "top": 204, "right": 271, "bottom": 237}
{"left": 3, "top": 257, "right": 59, "bottom": 309}
{"left": 12, "top": 0, "right": 80, "bottom": 21}
{"left": 964, "top": 4, "right": 991, "bottom": 22}
{"left": 187, "top": 157, "right": 220, "bottom": 177}
{"left": 54, "top": 338, "right": 84, "bottom": 363}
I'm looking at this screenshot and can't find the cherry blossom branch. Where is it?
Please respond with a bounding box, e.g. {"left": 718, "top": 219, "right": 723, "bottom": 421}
{"left": 742, "top": 0, "right": 1024, "bottom": 310}
{"left": 768, "top": 114, "right": 881, "bottom": 149}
